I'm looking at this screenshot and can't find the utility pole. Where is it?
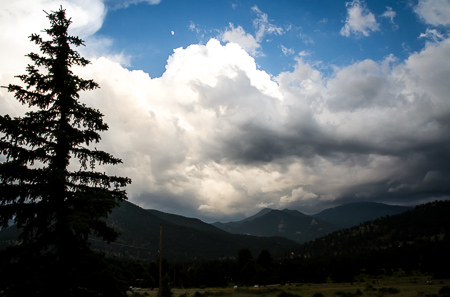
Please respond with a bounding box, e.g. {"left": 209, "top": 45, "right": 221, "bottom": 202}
{"left": 159, "top": 224, "right": 162, "bottom": 297}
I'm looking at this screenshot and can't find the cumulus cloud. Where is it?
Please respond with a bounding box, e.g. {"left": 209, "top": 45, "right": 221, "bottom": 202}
{"left": 221, "top": 24, "right": 262, "bottom": 56}
{"left": 415, "top": 0, "right": 450, "bottom": 26}
{"left": 2, "top": 0, "right": 450, "bottom": 221}
{"left": 220, "top": 6, "right": 283, "bottom": 57}
{"left": 340, "top": 0, "right": 379, "bottom": 37}
{"left": 75, "top": 37, "right": 450, "bottom": 220}
{"left": 280, "top": 187, "right": 318, "bottom": 205}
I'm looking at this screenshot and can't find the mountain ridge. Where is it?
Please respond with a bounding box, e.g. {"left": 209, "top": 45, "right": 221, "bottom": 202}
{"left": 213, "top": 208, "right": 338, "bottom": 244}
{"left": 0, "top": 200, "right": 415, "bottom": 261}
{"left": 313, "top": 201, "right": 411, "bottom": 228}
{"left": 0, "top": 201, "right": 299, "bottom": 262}
{"left": 212, "top": 202, "right": 411, "bottom": 244}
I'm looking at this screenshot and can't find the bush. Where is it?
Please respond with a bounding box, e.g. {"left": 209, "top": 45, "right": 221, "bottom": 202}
{"left": 334, "top": 291, "right": 364, "bottom": 297}
{"left": 202, "top": 292, "right": 227, "bottom": 297}
{"left": 278, "top": 291, "right": 301, "bottom": 297}
{"left": 378, "top": 287, "right": 400, "bottom": 294}
{"left": 439, "top": 286, "right": 450, "bottom": 296}
{"left": 313, "top": 293, "right": 324, "bottom": 297}
{"left": 334, "top": 291, "right": 354, "bottom": 297}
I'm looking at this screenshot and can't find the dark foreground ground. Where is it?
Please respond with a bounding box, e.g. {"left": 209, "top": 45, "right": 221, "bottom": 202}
{"left": 128, "top": 274, "right": 450, "bottom": 297}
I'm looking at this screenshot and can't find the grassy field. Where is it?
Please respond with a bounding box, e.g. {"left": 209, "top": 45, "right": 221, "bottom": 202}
{"left": 130, "top": 275, "right": 450, "bottom": 297}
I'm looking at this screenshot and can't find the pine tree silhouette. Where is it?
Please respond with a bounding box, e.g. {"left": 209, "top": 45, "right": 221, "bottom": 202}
{"left": 0, "top": 7, "right": 131, "bottom": 296}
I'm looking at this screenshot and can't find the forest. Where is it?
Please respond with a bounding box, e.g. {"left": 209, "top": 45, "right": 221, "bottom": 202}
{"left": 100, "top": 200, "right": 450, "bottom": 289}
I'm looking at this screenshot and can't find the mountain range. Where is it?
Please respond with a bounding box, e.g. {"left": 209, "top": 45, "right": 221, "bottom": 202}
{"left": 87, "top": 201, "right": 298, "bottom": 261}
{"left": 0, "top": 201, "right": 412, "bottom": 261}
{"left": 212, "top": 202, "right": 410, "bottom": 244}
{"left": 213, "top": 209, "right": 336, "bottom": 244}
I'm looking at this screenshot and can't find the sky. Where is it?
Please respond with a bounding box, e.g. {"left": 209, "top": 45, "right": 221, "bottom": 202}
{"left": 1, "top": 0, "right": 450, "bottom": 222}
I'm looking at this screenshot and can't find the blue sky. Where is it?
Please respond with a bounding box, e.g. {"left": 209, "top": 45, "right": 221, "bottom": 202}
{"left": 1, "top": 0, "right": 450, "bottom": 222}
{"left": 97, "top": 0, "right": 429, "bottom": 77}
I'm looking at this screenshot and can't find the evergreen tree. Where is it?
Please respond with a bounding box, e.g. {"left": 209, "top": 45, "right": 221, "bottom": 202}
{"left": 0, "top": 7, "right": 131, "bottom": 296}
{"left": 257, "top": 249, "right": 273, "bottom": 269}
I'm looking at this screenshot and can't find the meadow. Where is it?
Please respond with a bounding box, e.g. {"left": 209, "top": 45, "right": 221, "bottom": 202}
{"left": 129, "top": 274, "right": 450, "bottom": 297}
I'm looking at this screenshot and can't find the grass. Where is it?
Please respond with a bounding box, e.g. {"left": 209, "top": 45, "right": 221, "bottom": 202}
{"left": 130, "top": 275, "right": 450, "bottom": 297}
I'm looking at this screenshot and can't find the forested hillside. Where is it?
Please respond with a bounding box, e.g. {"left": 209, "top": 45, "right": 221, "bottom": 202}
{"left": 0, "top": 201, "right": 300, "bottom": 262}
{"left": 290, "top": 200, "right": 450, "bottom": 281}
{"left": 213, "top": 202, "right": 410, "bottom": 243}
{"left": 140, "top": 200, "right": 450, "bottom": 287}
{"left": 213, "top": 208, "right": 337, "bottom": 243}
{"left": 81, "top": 201, "right": 299, "bottom": 261}
{"left": 313, "top": 202, "right": 410, "bottom": 228}
{"left": 3, "top": 199, "right": 448, "bottom": 287}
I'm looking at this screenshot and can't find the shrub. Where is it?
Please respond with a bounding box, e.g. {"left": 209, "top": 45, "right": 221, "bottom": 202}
{"left": 334, "top": 291, "right": 363, "bottom": 297}
{"left": 378, "top": 287, "right": 400, "bottom": 294}
{"left": 334, "top": 291, "right": 354, "bottom": 297}
{"left": 278, "top": 291, "right": 301, "bottom": 297}
{"left": 439, "top": 286, "right": 450, "bottom": 296}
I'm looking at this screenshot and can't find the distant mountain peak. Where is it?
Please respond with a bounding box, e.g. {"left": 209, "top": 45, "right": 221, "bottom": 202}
{"left": 212, "top": 207, "right": 337, "bottom": 243}
{"left": 212, "top": 202, "right": 411, "bottom": 244}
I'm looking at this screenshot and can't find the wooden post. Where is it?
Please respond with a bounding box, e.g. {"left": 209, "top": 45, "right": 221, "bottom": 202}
{"left": 159, "top": 224, "right": 162, "bottom": 297}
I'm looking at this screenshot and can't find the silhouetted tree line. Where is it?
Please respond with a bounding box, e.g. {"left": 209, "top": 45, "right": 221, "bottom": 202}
{"left": 106, "top": 242, "right": 449, "bottom": 289}
{"left": 110, "top": 249, "right": 279, "bottom": 288}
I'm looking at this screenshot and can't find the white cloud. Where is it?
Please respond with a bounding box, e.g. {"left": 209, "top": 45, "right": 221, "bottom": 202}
{"left": 381, "top": 6, "right": 398, "bottom": 30}
{"left": 71, "top": 39, "right": 286, "bottom": 219}
{"left": 106, "top": 0, "right": 161, "bottom": 9}
{"left": 220, "top": 6, "right": 284, "bottom": 57}
{"left": 280, "top": 45, "right": 295, "bottom": 56}
{"left": 220, "top": 23, "right": 262, "bottom": 57}
{"left": 415, "top": 0, "right": 450, "bottom": 26}
{"left": 299, "top": 33, "right": 315, "bottom": 45}
{"left": 420, "top": 28, "right": 445, "bottom": 43}
{"left": 251, "top": 5, "right": 284, "bottom": 41}
{"left": 280, "top": 187, "right": 318, "bottom": 205}
{"left": 340, "top": 0, "right": 379, "bottom": 37}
